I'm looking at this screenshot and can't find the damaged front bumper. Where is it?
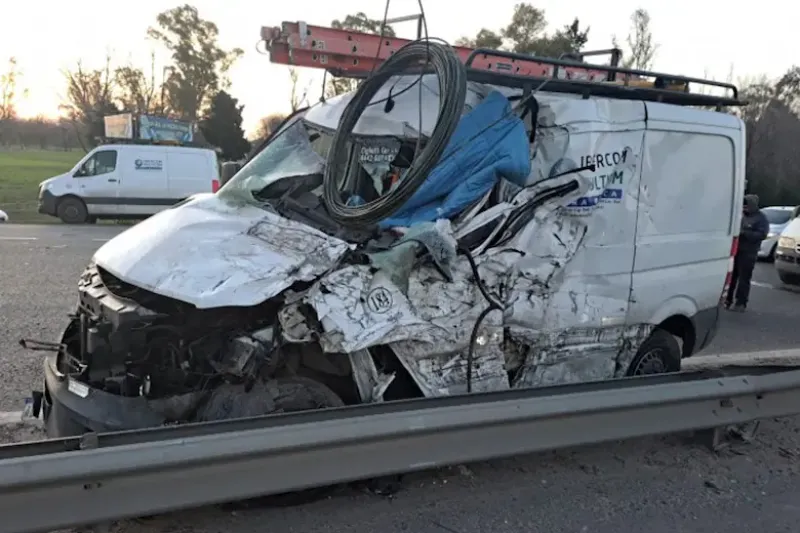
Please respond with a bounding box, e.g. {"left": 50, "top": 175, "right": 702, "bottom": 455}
{"left": 41, "top": 353, "right": 175, "bottom": 437}
{"left": 39, "top": 264, "right": 253, "bottom": 438}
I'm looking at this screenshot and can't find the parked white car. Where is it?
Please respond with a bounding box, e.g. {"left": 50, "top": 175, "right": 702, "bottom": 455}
{"left": 0, "top": 208, "right": 8, "bottom": 222}
{"left": 758, "top": 206, "right": 796, "bottom": 260}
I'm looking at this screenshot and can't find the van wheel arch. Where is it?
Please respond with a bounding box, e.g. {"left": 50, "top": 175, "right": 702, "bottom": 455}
{"left": 626, "top": 327, "right": 682, "bottom": 377}
{"left": 56, "top": 195, "right": 89, "bottom": 224}
{"left": 657, "top": 314, "right": 695, "bottom": 358}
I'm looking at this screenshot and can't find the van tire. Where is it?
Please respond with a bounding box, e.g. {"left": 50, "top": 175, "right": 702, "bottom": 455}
{"left": 778, "top": 271, "right": 800, "bottom": 285}
{"left": 56, "top": 196, "right": 88, "bottom": 224}
{"left": 197, "top": 376, "right": 345, "bottom": 510}
{"left": 271, "top": 376, "right": 347, "bottom": 411}
{"left": 626, "top": 328, "right": 682, "bottom": 377}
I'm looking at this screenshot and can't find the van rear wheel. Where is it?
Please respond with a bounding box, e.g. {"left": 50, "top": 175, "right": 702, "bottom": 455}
{"left": 56, "top": 197, "right": 88, "bottom": 224}
{"left": 626, "top": 328, "right": 681, "bottom": 377}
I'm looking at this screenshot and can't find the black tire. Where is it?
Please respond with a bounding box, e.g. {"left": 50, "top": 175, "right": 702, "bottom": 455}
{"left": 778, "top": 270, "right": 800, "bottom": 285}
{"left": 197, "top": 376, "right": 345, "bottom": 509}
{"left": 56, "top": 196, "right": 88, "bottom": 224}
{"left": 272, "top": 375, "right": 346, "bottom": 411}
{"left": 195, "top": 376, "right": 344, "bottom": 422}
{"left": 625, "top": 328, "right": 682, "bottom": 377}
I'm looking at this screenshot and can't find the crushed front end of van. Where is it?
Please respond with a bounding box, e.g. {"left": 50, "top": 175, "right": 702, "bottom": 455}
{"left": 32, "top": 51, "right": 735, "bottom": 436}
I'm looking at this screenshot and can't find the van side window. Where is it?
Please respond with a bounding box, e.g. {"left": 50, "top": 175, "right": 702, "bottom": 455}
{"left": 75, "top": 150, "right": 118, "bottom": 177}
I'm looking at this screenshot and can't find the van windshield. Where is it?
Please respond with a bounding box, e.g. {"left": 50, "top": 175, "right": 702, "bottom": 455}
{"left": 763, "top": 208, "right": 792, "bottom": 225}
{"left": 218, "top": 115, "right": 331, "bottom": 202}
{"left": 218, "top": 114, "right": 414, "bottom": 208}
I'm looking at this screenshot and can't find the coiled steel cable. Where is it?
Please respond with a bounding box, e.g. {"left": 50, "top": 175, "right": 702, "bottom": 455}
{"left": 322, "top": 40, "right": 467, "bottom": 227}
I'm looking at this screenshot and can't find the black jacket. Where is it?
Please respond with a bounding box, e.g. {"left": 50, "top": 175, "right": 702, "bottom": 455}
{"left": 738, "top": 209, "right": 770, "bottom": 257}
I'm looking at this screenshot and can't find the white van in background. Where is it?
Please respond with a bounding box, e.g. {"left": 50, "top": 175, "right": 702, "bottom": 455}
{"left": 37, "top": 143, "right": 221, "bottom": 224}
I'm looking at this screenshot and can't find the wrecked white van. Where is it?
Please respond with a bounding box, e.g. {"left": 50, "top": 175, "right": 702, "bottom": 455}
{"left": 34, "top": 69, "right": 746, "bottom": 437}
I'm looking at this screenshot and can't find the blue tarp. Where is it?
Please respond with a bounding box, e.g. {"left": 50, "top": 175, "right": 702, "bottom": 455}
{"left": 379, "top": 90, "right": 532, "bottom": 229}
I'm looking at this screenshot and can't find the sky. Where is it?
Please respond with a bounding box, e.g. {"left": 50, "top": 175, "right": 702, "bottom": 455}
{"left": 1, "top": 0, "right": 796, "bottom": 137}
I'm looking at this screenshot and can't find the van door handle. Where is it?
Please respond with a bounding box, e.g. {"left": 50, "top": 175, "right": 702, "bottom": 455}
{"left": 107, "top": 178, "right": 117, "bottom": 182}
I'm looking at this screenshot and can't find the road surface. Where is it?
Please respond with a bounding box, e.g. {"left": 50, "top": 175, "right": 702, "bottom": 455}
{"left": 1, "top": 223, "right": 799, "bottom": 533}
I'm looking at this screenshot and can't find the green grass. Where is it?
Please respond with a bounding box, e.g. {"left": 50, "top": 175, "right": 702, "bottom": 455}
{"left": 0, "top": 149, "right": 82, "bottom": 224}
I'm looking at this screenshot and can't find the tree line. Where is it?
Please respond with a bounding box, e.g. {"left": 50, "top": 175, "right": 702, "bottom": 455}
{"left": 1, "top": 4, "right": 250, "bottom": 160}
{"left": 1, "top": 3, "right": 799, "bottom": 204}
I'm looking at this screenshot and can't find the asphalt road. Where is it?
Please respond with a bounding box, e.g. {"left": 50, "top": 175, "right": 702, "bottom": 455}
{"left": 1, "top": 223, "right": 800, "bottom": 533}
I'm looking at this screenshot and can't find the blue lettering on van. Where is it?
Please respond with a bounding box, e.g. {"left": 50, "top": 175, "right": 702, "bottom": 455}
{"left": 565, "top": 169, "right": 625, "bottom": 215}
{"left": 134, "top": 159, "right": 163, "bottom": 170}
{"left": 579, "top": 150, "right": 628, "bottom": 169}
{"left": 568, "top": 188, "right": 623, "bottom": 207}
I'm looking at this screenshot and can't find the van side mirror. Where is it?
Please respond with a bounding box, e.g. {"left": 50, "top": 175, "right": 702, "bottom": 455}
{"left": 220, "top": 162, "right": 243, "bottom": 185}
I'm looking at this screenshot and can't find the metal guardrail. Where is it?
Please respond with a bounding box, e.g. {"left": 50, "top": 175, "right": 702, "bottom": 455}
{"left": 2, "top": 366, "right": 800, "bottom": 533}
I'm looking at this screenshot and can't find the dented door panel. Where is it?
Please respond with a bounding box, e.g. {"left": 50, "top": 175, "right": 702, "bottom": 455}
{"left": 504, "top": 98, "right": 646, "bottom": 387}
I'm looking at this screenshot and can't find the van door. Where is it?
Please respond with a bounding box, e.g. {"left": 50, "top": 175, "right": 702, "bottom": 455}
{"left": 116, "top": 147, "right": 170, "bottom": 216}
{"left": 629, "top": 103, "right": 741, "bottom": 357}
{"left": 166, "top": 149, "right": 215, "bottom": 199}
{"left": 508, "top": 98, "right": 646, "bottom": 387}
{"left": 71, "top": 147, "right": 121, "bottom": 216}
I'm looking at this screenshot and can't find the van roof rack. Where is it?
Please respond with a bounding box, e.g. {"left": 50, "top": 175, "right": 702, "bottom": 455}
{"left": 261, "top": 21, "right": 745, "bottom": 109}
{"left": 96, "top": 137, "right": 213, "bottom": 149}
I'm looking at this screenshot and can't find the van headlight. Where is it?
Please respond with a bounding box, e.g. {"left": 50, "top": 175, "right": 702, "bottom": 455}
{"left": 779, "top": 236, "right": 795, "bottom": 248}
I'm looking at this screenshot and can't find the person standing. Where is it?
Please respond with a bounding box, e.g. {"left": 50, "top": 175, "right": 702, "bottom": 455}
{"left": 725, "top": 194, "right": 769, "bottom": 312}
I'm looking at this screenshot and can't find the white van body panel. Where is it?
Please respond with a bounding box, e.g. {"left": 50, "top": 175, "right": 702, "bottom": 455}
{"left": 167, "top": 150, "right": 216, "bottom": 199}
{"left": 91, "top": 83, "right": 745, "bottom": 394}
{"left": 116, "top": 146, "right": 170, "bottom": 216}
{"left": 38, "top": 144, "right": 220, "bottom": 220}
{"left": 629, "top": 104, "right": 744, "bottom": 340}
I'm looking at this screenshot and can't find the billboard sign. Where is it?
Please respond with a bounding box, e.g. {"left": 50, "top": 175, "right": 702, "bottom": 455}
{"left": 104, "top": 113, "right": 134, "bottom": 139}
{"left": 138, "top": 115, "right": 194, "bottom": 143}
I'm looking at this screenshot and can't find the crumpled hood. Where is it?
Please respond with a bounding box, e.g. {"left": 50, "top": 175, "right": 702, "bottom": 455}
{"left": 92, "top": 194, "right": 352, "bottom": 309}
